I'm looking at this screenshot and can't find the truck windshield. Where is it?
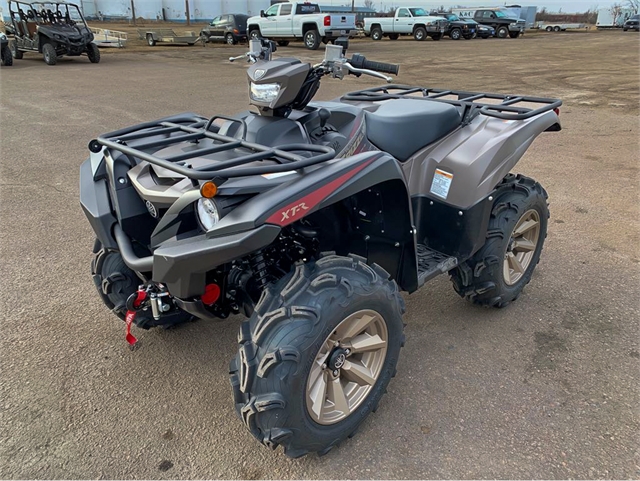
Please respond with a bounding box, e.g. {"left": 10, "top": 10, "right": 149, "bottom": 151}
{"left": 409, "top": 8, "right": 428, "bottom": 16}
{"left": 296, "top": 4, "right": 320, "bottom": 14}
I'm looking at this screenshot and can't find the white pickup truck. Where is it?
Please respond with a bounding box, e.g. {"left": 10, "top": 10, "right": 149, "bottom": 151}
{"left": 247, "top": 2, "right": 357, "bottom": 50}
{"left": 363, "top": 7, "right": 448, "bottom": 41}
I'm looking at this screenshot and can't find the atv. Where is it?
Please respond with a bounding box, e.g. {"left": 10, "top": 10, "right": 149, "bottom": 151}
{"left": 1, "top": 32, "right": 13, "bottom": 66}
{"left": 7, "top": 1, "right": 99, "bottom": 65}
{"left": 80, "top": 38, "right": 561, "bottom": 457}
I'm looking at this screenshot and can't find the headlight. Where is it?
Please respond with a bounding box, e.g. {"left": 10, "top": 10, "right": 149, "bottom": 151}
{"left": 196, "top": 198, "right": 220, "bottom": 231}
{"left": 425, "top": 21, "right": 433, "bottom": 25}
{"left": 250, "top": 82, "right": 281, "bottom": 103}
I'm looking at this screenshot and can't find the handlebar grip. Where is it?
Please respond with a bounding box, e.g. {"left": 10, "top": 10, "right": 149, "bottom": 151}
{"left": 362, "top": 59, "right": 399, "bottom": 75}
{"left": 349, "top": 54, "right": 399, "bottom": 75}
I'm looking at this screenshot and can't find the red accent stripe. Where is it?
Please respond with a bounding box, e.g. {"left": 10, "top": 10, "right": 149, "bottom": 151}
{"left": 266, "top": 158, "right": 375, "bottom": 227}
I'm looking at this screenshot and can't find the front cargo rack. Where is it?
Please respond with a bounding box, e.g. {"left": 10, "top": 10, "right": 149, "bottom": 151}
{"left": 94, "top": 114, "right": 336, "bottom": 182}
{"left": 342, "top": 85, "right": 562, "bottom": 123}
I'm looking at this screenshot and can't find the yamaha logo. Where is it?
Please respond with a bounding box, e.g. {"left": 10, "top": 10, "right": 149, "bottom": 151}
{"left": 253, "top": 69, "right": 266, "bottom": 80}
{"left": 145, "top": 200, "right": 158, "bottom": 218}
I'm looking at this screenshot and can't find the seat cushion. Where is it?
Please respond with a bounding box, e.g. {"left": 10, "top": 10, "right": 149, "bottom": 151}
{"left": 365, "top": 99, "right": 461, "bottom": 161}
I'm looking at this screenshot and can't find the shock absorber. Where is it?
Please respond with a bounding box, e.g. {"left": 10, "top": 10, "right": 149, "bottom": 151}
{"left": 249, "top": 251, "right": 270, "bottom": 290}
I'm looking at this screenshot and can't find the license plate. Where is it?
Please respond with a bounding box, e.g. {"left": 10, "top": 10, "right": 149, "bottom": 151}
{"left": 470, "top": 29, "right": 475, "bottom": 33}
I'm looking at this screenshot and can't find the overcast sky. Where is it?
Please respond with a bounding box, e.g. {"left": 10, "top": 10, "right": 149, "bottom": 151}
{"left": 325, "top": 0, "right": 612, "bottom": 13}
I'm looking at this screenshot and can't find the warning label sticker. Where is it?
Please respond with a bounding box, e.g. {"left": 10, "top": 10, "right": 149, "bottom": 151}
{"left": 430, "top": 169, "right": 453, "bottom": 199}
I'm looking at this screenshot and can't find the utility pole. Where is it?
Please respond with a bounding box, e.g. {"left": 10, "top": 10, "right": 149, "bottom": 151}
{"left": 185, "top": 0, "right": 191, "bottom": 26}
{"left": 351, "top": 0, "right": 355, "bottom": 12}
{"left": 130, "top": 0, "right": 136, "bottom": 25}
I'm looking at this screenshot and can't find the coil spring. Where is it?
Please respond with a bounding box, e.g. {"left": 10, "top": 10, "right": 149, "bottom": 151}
{"left": 249, "top": 251, "right": 270, "bottom": 290}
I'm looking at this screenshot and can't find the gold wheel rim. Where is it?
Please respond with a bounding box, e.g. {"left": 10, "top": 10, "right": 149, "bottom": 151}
{"left": 503, "top": 209, "right": 541, "bottom": 285}
{"left": 305, "top": 309, "right": 388, "bottom": 425}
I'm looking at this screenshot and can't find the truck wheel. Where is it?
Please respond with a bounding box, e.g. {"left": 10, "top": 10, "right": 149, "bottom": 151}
{"left": 277, "top": 40, "right": 290, "bottom": 47}
{"left": 450, "top": 174, "right": 549, "bottom": 308}
{"left": 496, "top": 26, "right": 509, "bottom": 38}
{"left": 42, "top": 43, "right": 57, "bottom": 65}
{"left": 229, "top": 254, "right": 406, "bottom": 458}
{"left": 1, "top": 44, "right": 13, "bottom": 66}
{"left": 545, "top": 26, "right": 553, "bottom": 31}
{"left": 413, "top": 26, "right": 426, "bottom": 41}
{"left": 388, "top": 33, "right": 399, "bottom": 40}
{"left": 304, "top": 29, "right": 320, "bottom": 50}
{"left": 146, "top": 34, "right": 156, "bottom": 46}
{"left": 450, "top": 27, "right": 462, "bottom": 40}
{"left": 509, "top": 31, "right": 520, "bottom": 38}
{"left": 249, "top": 29, "right": 261, "bottom": 40}
{"left": 11, "top": 41, "right": 23, "bottom": 59}
{"left": 87, "top": 43, "right": 100, "bottom": 63}
{"left": 225, "top": 33, "right": 237, "bottom": 45}
{"left": 370, "top": 27, "right": 383, "bottom": 40}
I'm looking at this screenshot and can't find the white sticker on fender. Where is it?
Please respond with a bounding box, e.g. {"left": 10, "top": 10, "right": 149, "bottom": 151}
{"left": 430, "top": 169, "right": 453, "bottom": 199}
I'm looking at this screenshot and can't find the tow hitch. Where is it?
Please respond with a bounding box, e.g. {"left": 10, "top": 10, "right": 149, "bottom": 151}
{"left": 124, "top": 284, "right": 172, "bottom": 346}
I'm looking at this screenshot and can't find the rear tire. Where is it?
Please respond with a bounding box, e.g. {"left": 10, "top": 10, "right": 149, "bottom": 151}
{"left": 413, "top": 26, "right": 427, "bottom": 41}
{"left": 87, "top": 42, "right": 100, "bottom": 63}
{"left": 496, "top": 26, "right": 508, "bottom": 38}
{"left": 553, "top": 26, "right": 561, "bottom": 32}
{"left": 11, "top": 41, "right": 23, "bottom": 59}
{"left": 42, "top": 43, "right": 57, "bottom": 65}
{"left": 229, "top": 254, "right": 406, "bottom": 458}
{"left": 546, "top": 26, "right": 553, "bottom": 31}
{"left": 225, "top": 33, "right": 237, "bottom": 45}
{"left": 1, "top": 44, "right": 13, "bottom": 66}
{"left": 371, "top": 27, "right": 382, "bottom": 41}
{"left": 304, "top": 29, "right": 320, "bottom": 50}
{"left": 450, "top": 174, "right": 549, "bottom": 308}
{"left": 146, "top": 34, "right": 156, "bottom": 46}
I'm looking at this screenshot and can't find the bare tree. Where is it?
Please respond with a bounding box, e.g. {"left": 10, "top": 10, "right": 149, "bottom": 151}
{"left": 627, "top": 0, "right": 640, "bottom": 13}
{"left": 363, "top": 0, "right": 376, "bottom": 9}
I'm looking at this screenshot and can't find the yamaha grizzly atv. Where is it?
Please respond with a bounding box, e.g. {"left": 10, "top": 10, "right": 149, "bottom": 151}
{"left": 0, "top": 32, "right": 13, "bottom": 66}
{"left": 80, "top": 39, "right": 561, "bottom": 457}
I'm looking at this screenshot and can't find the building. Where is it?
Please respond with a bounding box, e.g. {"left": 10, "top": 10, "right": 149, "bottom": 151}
{"left": 1, "top": 0, "right": 270, "bottom": 22}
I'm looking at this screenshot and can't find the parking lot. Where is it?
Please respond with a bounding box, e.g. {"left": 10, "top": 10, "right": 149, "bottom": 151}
{"left": 1, "top": 30, "right": 639, "bottom": 479}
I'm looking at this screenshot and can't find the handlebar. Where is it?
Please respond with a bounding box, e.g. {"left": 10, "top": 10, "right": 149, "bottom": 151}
{"left": 350, "top": 54, "right": 400, "bottom": 76}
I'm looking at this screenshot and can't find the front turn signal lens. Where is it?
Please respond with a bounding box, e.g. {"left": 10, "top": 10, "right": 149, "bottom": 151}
{"left": 200, "top": 181, "right": 218, "bottom": 198}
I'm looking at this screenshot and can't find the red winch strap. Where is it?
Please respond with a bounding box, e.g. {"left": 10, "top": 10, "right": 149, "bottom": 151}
{"left": 125, "top": 310, "right": 138, "bottom": 346}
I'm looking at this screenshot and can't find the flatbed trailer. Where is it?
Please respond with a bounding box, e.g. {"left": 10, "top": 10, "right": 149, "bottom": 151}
{"left": 535, "top": 22, "right": 587, "bottom": 31}
{"left": 137, "top": 28, "right": 201, "bottom": 46}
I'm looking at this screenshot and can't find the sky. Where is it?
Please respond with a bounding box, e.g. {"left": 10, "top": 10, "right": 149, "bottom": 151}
{"left": 323, "top": 0, "right": 612, "bottom": 13}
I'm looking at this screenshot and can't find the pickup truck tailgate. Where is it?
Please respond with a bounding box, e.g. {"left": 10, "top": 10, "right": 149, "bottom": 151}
{"left": 327, "top": 14, "right": 356, "bottom": 30}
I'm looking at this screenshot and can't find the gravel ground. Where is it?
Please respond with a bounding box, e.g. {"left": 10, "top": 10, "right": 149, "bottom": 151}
{"left": 0, "top": 31, "right": 638, "bottom": 479}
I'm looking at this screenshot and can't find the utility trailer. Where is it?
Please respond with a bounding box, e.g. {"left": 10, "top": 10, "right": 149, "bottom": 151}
{"left": 137, "top": 28, "right": 201, "bottom": 46}
{"left": 535, "top": 22, "right": 587, "bottom": 31}
{"left": 91, "top": 27, "right": 127, "bottom": 47}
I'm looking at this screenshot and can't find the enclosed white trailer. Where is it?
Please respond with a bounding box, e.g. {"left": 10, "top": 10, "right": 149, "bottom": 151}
{"left": 596, "top": 7, "right": 636, "bottom": 28}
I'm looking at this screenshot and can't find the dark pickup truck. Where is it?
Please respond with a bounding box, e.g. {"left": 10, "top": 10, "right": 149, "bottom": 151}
{"left": 453, "top": 8, "right": 525, "bottom": 38}
{"left": 430, "top": 12, "right": 476, "bottom": 39}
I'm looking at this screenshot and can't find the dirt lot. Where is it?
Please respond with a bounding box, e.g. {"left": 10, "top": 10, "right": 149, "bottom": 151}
{"left": 0, "top": 30, "right": 638, "bottom": 479}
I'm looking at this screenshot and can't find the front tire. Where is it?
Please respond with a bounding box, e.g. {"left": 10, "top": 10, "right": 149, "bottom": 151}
{"left": 496, "top": 26, "right": 509, "bottom": 38}
{"left": 249, "top": 29, "right": 261, "bottom": 41}
{"left": 87, "top": 43, "right": 100, "bottom": 63}
{"left": 1, "top": 44, "right": 13, "bottom": 66}
{"left": 413, "top": 26, "right": 427, "bottom": 41}
{"left": 450, "top": 27, "right": 462, "bottom": 40}
{"left": 42, "top": 43, "right": 57, "bottom": 65}
{"left": 304, "top": 29, "right": 320, "bottom": 50}
{"left": 450, "top": 174, "right": 549, "bottom": 308}
{"left": 229, "top": 254, "right": 406, "bottom": 458}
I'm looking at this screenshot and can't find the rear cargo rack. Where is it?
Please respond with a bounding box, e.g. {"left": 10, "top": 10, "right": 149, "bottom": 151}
{"left": 342, "top": 85, "right": 562, "bottom": 122}
{"left": 95, "top": 115, "right": 336, "bottom": 183}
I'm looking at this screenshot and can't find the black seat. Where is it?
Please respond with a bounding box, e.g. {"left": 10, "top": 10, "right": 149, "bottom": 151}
{"left": 365, "top": 99, "right": 462, "bottom": 161}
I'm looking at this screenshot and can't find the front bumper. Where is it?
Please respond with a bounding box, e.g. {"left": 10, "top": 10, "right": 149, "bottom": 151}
{"left": 509, "top": 23, "right": 525, "bottom": 32}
